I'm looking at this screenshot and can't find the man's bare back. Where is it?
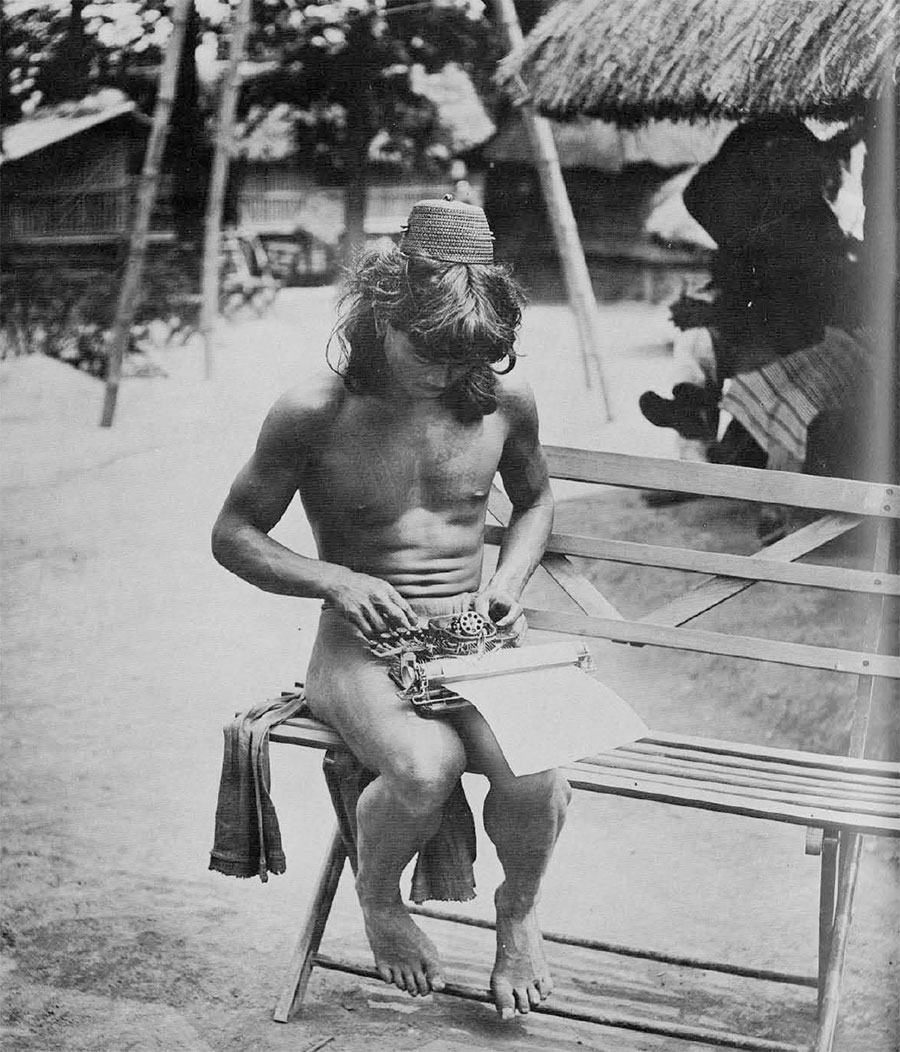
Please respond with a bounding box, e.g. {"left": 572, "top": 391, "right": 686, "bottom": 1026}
{"left": 212, "top": 203, "right": 569, "bottom": 1020}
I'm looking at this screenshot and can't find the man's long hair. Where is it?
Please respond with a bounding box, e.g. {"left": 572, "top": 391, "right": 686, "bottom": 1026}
{"left": 328, "top": 245, "right": 525, "bottom": 422}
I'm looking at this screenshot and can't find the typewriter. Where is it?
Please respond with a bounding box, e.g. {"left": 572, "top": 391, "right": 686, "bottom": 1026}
{"left": 368, "top": 610, "right": 518, "bottom": 717}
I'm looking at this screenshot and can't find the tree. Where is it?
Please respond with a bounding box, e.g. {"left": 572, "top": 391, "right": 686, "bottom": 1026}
{"left": 240, "top": 0, "right": 502, "bottom": 258}
{"left": 2, "top": 3, "right": 79, "bottom": 120}
{"left": 35, "top": 0, "right": 91, "bottom": 102}
{"left": 2, "top": 0, "right": 174, "bottom": 118}
{"left": 166, "top": 0, "right": 209, "bottom": 245}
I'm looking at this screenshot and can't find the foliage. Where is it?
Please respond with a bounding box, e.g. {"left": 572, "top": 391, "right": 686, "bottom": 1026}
{"left": 2, "top": 0, "right": 172, "bottom": 117}
{"left": 237, "top": 0, "right": 503, "bottom": 180}
{"left": 2, "top": 3, "right": 74, "bottom": 120}
{"left": 4, "top": 0, "right": 504, "bottom": 155}
{"left": 0, "top": 248, "right": 202, "bottom": 376}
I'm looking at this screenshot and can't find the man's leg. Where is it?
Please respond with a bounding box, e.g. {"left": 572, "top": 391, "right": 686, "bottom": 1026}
{"left": 453, "top": 709, "right": 572, "bottom": 1020}
{"left": 306, "top": 613, "right": 467, "bottom": 996}
{"left": 354, "top": 737, "right": 466, "bottom": 996}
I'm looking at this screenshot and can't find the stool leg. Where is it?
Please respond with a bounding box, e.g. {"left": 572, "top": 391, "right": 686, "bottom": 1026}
{"left": 273, "top": 823, "right": 347, "bottom": 1023}
{"left": 816, "top": 830, "right": 839, "bottom": 1016}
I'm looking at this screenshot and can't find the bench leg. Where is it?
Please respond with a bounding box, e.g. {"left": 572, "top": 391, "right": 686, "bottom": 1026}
{"left": 812, "top": 831, "right": 865, "bottom": 1052}
{"left": 273, "top": 823, "right": 348, "bottom": 1023}
{"left": 816, "top": 830, "right": 839, "bottom": 1016}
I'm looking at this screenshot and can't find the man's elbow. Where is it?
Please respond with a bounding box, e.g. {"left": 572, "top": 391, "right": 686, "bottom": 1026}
{"left": 210, "top": 515, "right": 237, "bottom": 570}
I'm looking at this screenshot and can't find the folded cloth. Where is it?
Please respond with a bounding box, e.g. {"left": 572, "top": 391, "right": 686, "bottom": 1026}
{"left": 209, "top": 691, "right": 309, "bottom": 881}
{"left": 721, "top": 326, "right": 874, "bottom": 472}
{"left": 209, "top": 687, "right": 478, "bottom": 900}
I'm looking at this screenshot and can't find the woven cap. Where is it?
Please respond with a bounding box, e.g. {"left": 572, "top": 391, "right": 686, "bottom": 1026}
{"left": 400, "top": 195, "right": 494, "bottom": 263}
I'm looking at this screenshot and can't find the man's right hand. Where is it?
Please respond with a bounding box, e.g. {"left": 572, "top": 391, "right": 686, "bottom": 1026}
{"left": 327, "top": 570, "right": 419, "bottom": 637}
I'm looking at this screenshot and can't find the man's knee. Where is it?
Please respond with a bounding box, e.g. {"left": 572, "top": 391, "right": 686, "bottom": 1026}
{"left": 493, "top": 767, "right": 572, "bottom": 812}
{"left": 383, "top": 738, "right": 467, "bottom": 813}
{"left": 534, "top": 768, "right": 572, "bottom": 812}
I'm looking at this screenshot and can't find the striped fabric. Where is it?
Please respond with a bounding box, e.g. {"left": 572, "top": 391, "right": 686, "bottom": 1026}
{"left": 721, "top": 326, "right": 874, "bottom": 472}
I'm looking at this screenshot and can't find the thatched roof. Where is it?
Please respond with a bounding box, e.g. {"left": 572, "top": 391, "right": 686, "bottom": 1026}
{"left": 496, "top": 0, "right": 898, "bottom": 124}
{"left": 484, "top": 115, "right": 732, "bottom": 171}
{"left": 1, "top": 90, "right": 147, "bottom": 164}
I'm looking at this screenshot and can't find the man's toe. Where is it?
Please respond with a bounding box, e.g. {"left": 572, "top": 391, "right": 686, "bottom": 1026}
{"left": 492, "top": 982, "right": 516, "bottom": 1021}
{"left": 413, "top": 969, "right": 430, "bottom": 996}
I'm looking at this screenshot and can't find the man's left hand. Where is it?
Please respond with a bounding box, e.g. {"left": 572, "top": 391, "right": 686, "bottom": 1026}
{"left": 472, "top": 587, "right": 527, "bottom": 646}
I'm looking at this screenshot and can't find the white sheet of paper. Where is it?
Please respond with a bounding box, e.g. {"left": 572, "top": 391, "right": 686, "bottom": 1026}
{"left": 457, "top": 666, "right": 649, "bottom": 776}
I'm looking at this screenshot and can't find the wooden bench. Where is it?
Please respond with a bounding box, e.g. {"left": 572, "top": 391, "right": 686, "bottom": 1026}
{"left": 269, "top": 447, "right": 900, "bottom": 1051}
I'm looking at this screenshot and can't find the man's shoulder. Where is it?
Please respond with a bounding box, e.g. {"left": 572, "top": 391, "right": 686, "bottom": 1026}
{"left": 268, "top": 372, "right": 347, "bottom": 430}
{"left": 495, "top": 367, "right": 539, "bottom": 421}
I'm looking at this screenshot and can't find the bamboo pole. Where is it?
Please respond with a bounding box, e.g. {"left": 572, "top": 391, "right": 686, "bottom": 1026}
{"left": 199, "top": 0, "right": 253, "bottom": 379}
{"left": 489, "top": 0, "right": 613, "bottom": 417}
{"left": 100, "top": 0, "right": 192, "bottom": 428}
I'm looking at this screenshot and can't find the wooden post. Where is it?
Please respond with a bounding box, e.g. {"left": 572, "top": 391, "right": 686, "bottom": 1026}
{"left": 861, "top": 78, "right": 899, "bottom": 485}
{"left": 340, "top": 17, "right": 375, "bottom": 265}
{"left": 489, "top": 0, "right": 613, "bottom": 417}
{"left": 100, "top": 0, "right": 192, "bottom": 428}
{"left": 199, "top": 0, "right": 253, "bottom": 379}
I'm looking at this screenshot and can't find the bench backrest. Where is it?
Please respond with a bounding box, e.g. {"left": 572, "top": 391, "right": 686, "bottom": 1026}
{"left": 487, "top": 447, "right": 899, "bottom": 761}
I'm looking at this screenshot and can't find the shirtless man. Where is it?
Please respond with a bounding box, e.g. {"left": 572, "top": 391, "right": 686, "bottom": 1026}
{"left": 211, "top": 198, "right": 571, "bottom": 1020}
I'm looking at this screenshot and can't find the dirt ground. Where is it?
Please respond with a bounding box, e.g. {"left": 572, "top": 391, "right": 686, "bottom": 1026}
{"left": 1, "top": 288, "right": 897, "bottom": 1052}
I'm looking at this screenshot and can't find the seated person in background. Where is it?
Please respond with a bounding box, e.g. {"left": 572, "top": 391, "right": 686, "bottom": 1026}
{"left": 640, "top": 117, "right": 865, "bottom": 487}
{"left": 211, "top": 198, "right": 571, "bottom": 1021}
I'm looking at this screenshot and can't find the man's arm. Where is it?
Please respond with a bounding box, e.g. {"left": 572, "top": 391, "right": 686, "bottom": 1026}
{"left": 474, "top": 379, "right": 554, "bottom": 631}
{"left": 211, "top": 391, "right": 418, "bottom": 636}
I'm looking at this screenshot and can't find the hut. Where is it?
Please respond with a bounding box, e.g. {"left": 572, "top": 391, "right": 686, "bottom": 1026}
{"left": 0, "top": 91, "right": 211, "bottom": 366}
{"left": 495, "top": 0, "right": 897, "bottom": 316}
{"left": 0, "top": 91, "right": 174, "bottom": 269}
{"left": 496, "top": 0, "right": 897, "bottom": 456}
{"left": 481, "top": 114, "right": 729, "bottom": 299}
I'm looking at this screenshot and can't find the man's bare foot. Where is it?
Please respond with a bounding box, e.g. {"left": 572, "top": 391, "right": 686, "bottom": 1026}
{"left": 361, "top": 900, "right": 445, "bottom": 996}
{"left": 491, "top": 884, "right": 552, "bottom": 1021}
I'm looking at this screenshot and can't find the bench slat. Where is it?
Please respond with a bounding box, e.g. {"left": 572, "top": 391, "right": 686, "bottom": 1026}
{"left": 587, "top": 752, "right": 900, "bottom": 802}
{"left": 624, "top": 741, "right": 900, "bottom": 788}
{"left": 576, "top": 757, "right": 900, "bottom": 815}
{"left": 641, "top": 733, "right": 900, "bottom": 775}
{"left": 487, "top": 527, "right": 899, "bottom": 595}
{"left": 523, "top": 607, "right": 900, "bottom": 678}
{"left": 565, "top": 766, "right": 900, "bottom": 836}
{"left": 638, "top": 514, "right": 863, "bottom": 629}
{"left": 543, "top": 447, "right": 899, "bottom": 518}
